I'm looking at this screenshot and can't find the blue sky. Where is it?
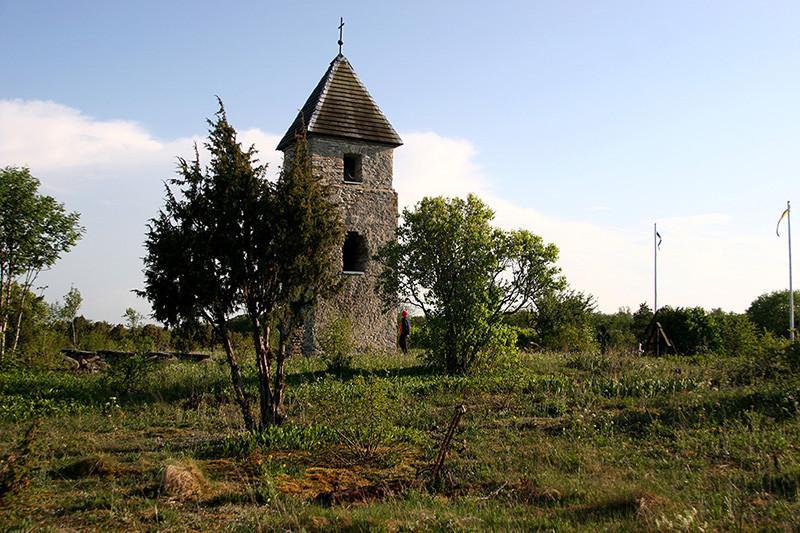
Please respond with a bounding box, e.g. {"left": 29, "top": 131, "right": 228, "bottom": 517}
{"left": 1, "top": 1, "right": 799, "bottom": 321}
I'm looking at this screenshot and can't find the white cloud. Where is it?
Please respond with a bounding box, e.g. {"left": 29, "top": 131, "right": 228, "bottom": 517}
{"left": 0, "top": 100, "right": 785, "bottom": 320}
{"left": 0, "top": 99, "right": 163, "bottom": 171}
{"left": 0, "top": 99, "right": 282, "bottom": 321}
{"left": 394, "top": 133, "right": 786, "bottom": 313}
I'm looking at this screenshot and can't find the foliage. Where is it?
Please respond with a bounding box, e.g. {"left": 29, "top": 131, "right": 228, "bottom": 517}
{"left": 254, "top": 125, "right": 343, "bottom": 424}
{"left": 534, "top": 289, "right": 597, "bottom": 352}
{"left": 376, "top": 194, "right": 563, "bottom": 373}
{"left": 141, "top": 99, "right": 265, "bottom": 430}
{"left": 3, "top": 350, "right": 800, "bottom": 530}
{"left": 406, "top": 315, "right": 434, "bottom": 350}
{"left": 0, "top": 166, "right": 83, "bottom": 359}
{"left": 215, "top": 424, "right": 336, "bottom": 456}
{"left": 50, "top": 287, "right": 83, "bottom": 348}
{"left": 329, "top": 376, "right": 398, "bottom": 461}
{"left": 102, "top": 354, "right": 154, "bottom": 396}
{"left": 0, "top": 420, "right": 39, "bottom": 500}
{"left": 653, "top": 306, "right": 716, "bottom": 355}
{"left": 591, "top": 307, "right": 637, "bottom": 352}
{"left": 747, "top": 289, "right": 800, "bottom": 338}
{"left": 142, "top": 101, "right": 342, "bottom": 429}
{"left": 318, "top": 316, "right": 355, "bottom": 373}
{"left": 707, "top": 309, "right": 760, "bottom": 357}
{"left": 0, "top": 282, "right": 50, "bottom": 358}
{"left": 122, "top": 307, "right": 143, "bottom": 330}
{"left": 631, "top": 302, "right": 654, "bottom": 342}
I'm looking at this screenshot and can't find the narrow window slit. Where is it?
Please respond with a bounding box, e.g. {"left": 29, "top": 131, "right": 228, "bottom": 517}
{"left": 343, "top": 231, "right": 368, "bottom": 273}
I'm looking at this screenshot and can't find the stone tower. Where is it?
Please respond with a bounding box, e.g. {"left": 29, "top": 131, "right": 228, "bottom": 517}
{"left": 277, "top": 53, "right": 403, "bottom": 353}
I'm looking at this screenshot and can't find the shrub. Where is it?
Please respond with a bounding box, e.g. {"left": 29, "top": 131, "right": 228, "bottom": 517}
{"left": 318, "top": 316, "right": 355, "bottom": 372}
{"left": 102, "top": 354, "right": 154, "bottom": 395}
{"left": 534, "top": 290, "right": 597, "bottom": 353}
{"left": 334, "top": 377, "right": 394, "bottom": 461}
{"left": 747, "top": 290, "right": 800, "bottom": 338}
{"left": 654, "top": 306, "right": 714, "bottom": 355}
{"left": 408, "top": 315, "right": 434, "bottom": 350}
{"left": 592, "top": 307, "right": 637, "bottom": 352}
{"left": 0, "top": 420, "right": 39, "bottom": 500}
{"left": 707, "top": 310, "right": 760, "bottom": 356}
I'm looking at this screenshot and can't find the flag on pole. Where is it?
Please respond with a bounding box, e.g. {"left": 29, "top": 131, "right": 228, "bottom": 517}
{"left": 656, "top": 231, "right": 662, "bottom": 249}
{"left": 777, "top": 207, "right": 790, "bottom": 237}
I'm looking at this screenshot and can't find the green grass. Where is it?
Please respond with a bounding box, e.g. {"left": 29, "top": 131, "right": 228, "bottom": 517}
{"left": 1, "top": 349, "right": 799, "bottom": 531}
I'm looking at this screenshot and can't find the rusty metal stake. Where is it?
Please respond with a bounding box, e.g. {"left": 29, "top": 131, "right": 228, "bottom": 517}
{"left": 431, "top": 404, "right": 466, "bottom": 486}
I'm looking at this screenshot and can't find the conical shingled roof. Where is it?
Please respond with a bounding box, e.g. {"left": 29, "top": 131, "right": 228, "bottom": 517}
{"left": 277, "top": 54, "right": 403, "bottom": 150}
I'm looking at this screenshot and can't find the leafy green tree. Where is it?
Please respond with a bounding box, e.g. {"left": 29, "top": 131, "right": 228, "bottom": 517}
{"left": 4, "top": 282, "right": 49, "bottom": 356}
{"left": 707, "top": 309, "right": 760, "bottom": 356}
{"left": 746, "top": 290, "right": 800, "bottom": 338}
{"left": 534, "top": 289, "right": 597, "bottom": 352}
{"left": 59, "top": 287, "right": 82, "bottom": 347}
{"left": 592, "top": 307, "right": 636, "bottom": 352}
{"left": 376, "top": 194, "right": 563, "bottom": 374}
{"left": 655, "top": 306, "right": 715, "bottom": 355}
{"left": 632, "top": 302, "right": 653, "bottom": 343}
{"left": 0, "top": 167, "right": 83, "bottom": 359}
{"left": 122, "top": 307, "right": 143, "bottom": 330}
{"left": 141, "top": 101, "right": 260, "bottom": 430}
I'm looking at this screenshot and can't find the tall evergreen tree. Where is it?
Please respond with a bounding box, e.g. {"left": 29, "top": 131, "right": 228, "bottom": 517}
{"left": 269, "top": 128, "right": 343, "bottom": 422}
{"left": 240, "top": 126, "right": 343, "bottom": 425}
{"left": 142, "top": 100, "right": 263, "bottom": 430}
{"left": 143, "top": 102, "right": 342, "bottom": 428}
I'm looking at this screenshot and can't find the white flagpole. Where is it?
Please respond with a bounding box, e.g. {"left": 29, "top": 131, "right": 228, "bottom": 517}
{"left": 654, "top": 222, "right": 658, "bottom": 313}
{"left": 654, "top": 222, "right": 661, "bottom": 355}
{"left": 789, "top": 201, "right": 795, "bottom": 341}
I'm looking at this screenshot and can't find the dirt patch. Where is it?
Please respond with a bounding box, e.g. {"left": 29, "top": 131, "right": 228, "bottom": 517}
{"left": 315, "top": 478, "right": 410, "bottom": 506}
{"left": 57, "top": 455, "right": 133, "bottom": 479}
{"left": 276, "top": 467, "right": 373, "bottom": 500}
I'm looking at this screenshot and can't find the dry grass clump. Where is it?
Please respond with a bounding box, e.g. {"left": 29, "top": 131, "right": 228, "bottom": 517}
{"left": 162, "top": 460, "right": 209, "bottom": 501}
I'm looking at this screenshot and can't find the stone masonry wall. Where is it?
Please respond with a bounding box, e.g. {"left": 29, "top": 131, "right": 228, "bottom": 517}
{"left": 284, "top": 136, "right": 398, "bottom": 353}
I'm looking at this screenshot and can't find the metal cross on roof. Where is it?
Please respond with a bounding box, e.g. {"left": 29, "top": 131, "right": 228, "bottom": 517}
{"left": 338, "top": 17, "right": 344, "bottom": 54}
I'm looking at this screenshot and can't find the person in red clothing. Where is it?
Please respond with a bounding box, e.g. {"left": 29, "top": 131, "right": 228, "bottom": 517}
{"left": 398, "top": 310, "right": 411, "bottom": 354}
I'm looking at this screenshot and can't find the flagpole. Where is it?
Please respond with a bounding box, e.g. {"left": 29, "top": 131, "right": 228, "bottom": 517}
{"left": 654, "top": 222, "right": 660, "bottom": 356}
{"left": 789, "top": 201, "right": 795, "bottom": 341}
{"left": 654, "top": 222, "right": 658, "bottom": 313}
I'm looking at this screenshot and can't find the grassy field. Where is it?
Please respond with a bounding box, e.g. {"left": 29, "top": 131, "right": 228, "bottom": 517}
{"left": 1, "top": 349, "right": 799, "bottom": 531}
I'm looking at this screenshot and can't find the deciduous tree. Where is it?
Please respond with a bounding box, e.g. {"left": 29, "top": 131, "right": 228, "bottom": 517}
{"left": 0, "top": 167, "right": 83, "bottom": 359}
{"left": 376, "top": 194, "right": 563, "bottom": 373}
{"left": 747, "top": 290, "right": 800, "bottom": 338}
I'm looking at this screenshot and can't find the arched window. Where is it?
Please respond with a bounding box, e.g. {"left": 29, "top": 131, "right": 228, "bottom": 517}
{"left": 342, "top": 231, "right": 368, "bottom": 273}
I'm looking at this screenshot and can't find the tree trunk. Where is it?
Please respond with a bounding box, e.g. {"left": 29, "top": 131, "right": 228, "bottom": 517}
{"left": 272, "top": 326, "right": 289, "bottom": 425}
{"left": 11, "top": 307, "right": 24, "bottom": 354}
{"left": 0, "top": 319, "right": 6, "bottom": 361}
{"left": 249, "top": 313, "right": 274, "bottom": 430}
{"left": 0, "top": 278, "right": 8, "bottom": 361}
{"left": 219, "top": 326, "right": 255, "bottom": 431}
{"left": 12, "top": 274, "right": 37, "bottom": 354}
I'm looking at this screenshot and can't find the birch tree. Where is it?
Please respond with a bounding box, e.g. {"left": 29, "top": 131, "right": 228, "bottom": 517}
{"left": 0, "top": 167, "right": 83, "bottom": 359}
